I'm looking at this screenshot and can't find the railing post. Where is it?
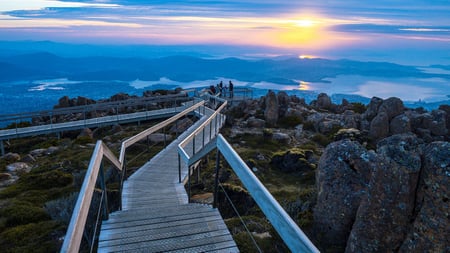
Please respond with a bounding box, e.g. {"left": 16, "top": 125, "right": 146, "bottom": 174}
{"left": 202, "top": 127, "right": 205, "bottom": 148}
{"left": 120, "top": 158, "right": 127, "bottom": 210}
{"left": 188, "top": 165, "right": 191, "bottom": 203}
{"left": 209, "top": 121, "right": 212, "bottom": 140}
{"left": 99, "top": 163, "right": 109, "bottom": 220}
{"left": 178, "top": 153, "right": 181, "bottom": 183}
{"left": 213, "top": 149, "right": 220, "bottom": 208}
{"left": 215, "top": 114, "right": 218, "bottom": 134}
{"left": 192, "top": 135, "right": 196, "bottom": 156}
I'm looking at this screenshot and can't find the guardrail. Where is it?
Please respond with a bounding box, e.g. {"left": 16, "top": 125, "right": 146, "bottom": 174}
{"left": 60, "top": 141, "right": 121, "bottom": 253}
{"left": 176, "top": 94, "right": 318, "bottom": 252}
{"left": 215, "top": 135, "right": 319, "bottom": 253}
{"left": 61, "top": 99, "right": 205, "bottom": 252}
{"left": 0, "top": 92, "right": 189, "bottom": 128}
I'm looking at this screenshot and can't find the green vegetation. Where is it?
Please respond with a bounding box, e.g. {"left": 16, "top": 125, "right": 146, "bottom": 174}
{"left": 0, "top": 118, "right": 179, "bottom": 252}
{"left": 351, "top": 102, "right": 367, "bottom": 114}
{"left": 278, "top": 115, "right": 303, "bottom": 128}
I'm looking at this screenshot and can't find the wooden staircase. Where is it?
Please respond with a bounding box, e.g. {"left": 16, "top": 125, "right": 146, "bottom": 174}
{"left": 98, "top": 106, "right": 238, "bottom": 252}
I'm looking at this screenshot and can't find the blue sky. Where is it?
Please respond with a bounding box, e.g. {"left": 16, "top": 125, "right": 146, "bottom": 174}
{"left": 0, "top": 1, "right": 449, "bottom": 63}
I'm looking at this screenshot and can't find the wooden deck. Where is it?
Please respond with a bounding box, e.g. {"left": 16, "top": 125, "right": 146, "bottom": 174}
{"left": 98, "top": 106, "right": 238, "bottom": 252}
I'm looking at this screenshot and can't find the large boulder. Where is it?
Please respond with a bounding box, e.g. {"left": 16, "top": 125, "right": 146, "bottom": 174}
{"left": 378, "top": 97, "right": 404, "bottom": 120}
{"left": 369, "top": 111, "right": 389, "bottom": 140}
{"left": 314, "top": 140, "right": 374, "bottom": 250}
{"left": 2, "top": 152, "right": 21, "bottom": 162}
{"left": 346, "top": 134, "right": 423, "bottom": 252}
{"left": 76, "top": 96, "right": 95, "bottom": 106}
{"left": 399, "top": 142, "right": 450, "bottom": 252}
{"left": 6, "top": 162, "right": 31, "bottom": 174}
{"left": 271, "top": 132, "right": 291, "bottom": 145}
{"left": 277, "top": 91, "right": 290, "bottom": 117}
{"left": 390, "top": 113, "right": 411, "bottom": 134}
{"left": 246, "top": 117, "right": 266, "bottom": 128}
{"left": 363, "top": 97, "right": 383, "bottom": 121}
{"left": 428, "top": 110, "right": 448, "bottom": 136}
{"left": 342, "top": 110, "right": 360, "bottom": 129}
{"left": 264, "top": 90, "right": 279, "bottom": 126}
{"left": 315, "top": 93, "right": 332, "bottom": 110}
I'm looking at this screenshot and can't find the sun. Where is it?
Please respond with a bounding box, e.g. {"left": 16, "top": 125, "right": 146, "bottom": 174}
{"left": 296, "top": 19, "right": 315, "bottom": 27}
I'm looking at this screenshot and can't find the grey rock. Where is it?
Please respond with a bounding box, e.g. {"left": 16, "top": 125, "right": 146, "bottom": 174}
{"left": 346, "top": 134, "right": 423, "bottom": 253}
{"left": 316, "top": 93, "right": 332, "bottom": 110}
{"left": 428, "top": 110, "right": 448, "bottom": 136}
{"left": 369, "top": 111, "right": 389, "bottom": 140}
{"left": 378, "top": 97, "right": 404, "bottom": 120}
{"left": 363, "top": 97, "right": 383, "bottom": 121}
{"left": 20, "top": 154, "right": 36, "bottom": 163}
{"left": 6, "top": 162, "right": 31, "bottom": 173}
{"left": 272, "top": 132, "right": 291, "bottom": 144}
{"left": 399, "top": 142, "right": 450, "bottom": 252}
{"left": 390, "top": 113, "right": 411, "bottom": 134}
{"left": 314, "top": 140, "right": 374, "bottom": 250}
{"left": 30, "top": 148, "right": 47, "bottom": 157}
{"left": 264, "top": 90, "right": 279, "bottom": 126}
{"left": 247, "top": 117, "right": 266, "bottom": 128}
{"left": 46, "top": 146, "right": 59, "bottom": 155}
{"left": 2, "top": 152, "right": 21, "bottom": 162}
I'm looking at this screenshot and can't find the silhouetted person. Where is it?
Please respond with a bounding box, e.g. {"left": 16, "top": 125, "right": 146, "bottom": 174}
{"left": 210, "top": 85, "right": 216, "bottom": 94}
{"left": 229, "top": 81, "right": 234, "bottom": 98}
{"left": 218, "top": 81, "right": 223, "bottom": 97}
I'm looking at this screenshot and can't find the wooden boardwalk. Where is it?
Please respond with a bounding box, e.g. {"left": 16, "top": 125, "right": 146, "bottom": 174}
{"left": 0, "top": 104, "right": 193, "bottom": 140}
{"left": 98, "top": 106, "right": 238, "bottom": 252}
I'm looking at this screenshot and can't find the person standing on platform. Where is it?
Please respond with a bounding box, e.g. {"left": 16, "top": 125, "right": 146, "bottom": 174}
{"left": 219, "top": 81, "right": 223, "bottom": 97}
{"left": 229, "top": 81, "right": 234, "bottom": 98}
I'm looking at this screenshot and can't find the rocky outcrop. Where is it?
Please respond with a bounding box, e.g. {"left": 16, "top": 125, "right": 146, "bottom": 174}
{"left": 54, "top": 96, "right": 96, "bottom": 108}
{"left": 399, "top": 141, "right": 449, "bottom": 252}
{"left": 264, "top": 90, "right": 279, "bottom": 126}
{"left": 314, "top": 140, "right": 374, "bottom": 250}
{"left": 346, "top": 134, "right": 423, "bottom": 252}
{"left": 314, "top": 134, "right": 449, "bottom": 253}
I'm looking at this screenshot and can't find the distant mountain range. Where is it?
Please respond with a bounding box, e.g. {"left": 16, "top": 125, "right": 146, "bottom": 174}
{"left": 1, "top": 51, "right": 449, "bottom": 84}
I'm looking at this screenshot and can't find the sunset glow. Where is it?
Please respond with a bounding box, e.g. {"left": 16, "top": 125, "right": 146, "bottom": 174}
{"left": 0, "top": 1, "right": 448, "bottom": 61}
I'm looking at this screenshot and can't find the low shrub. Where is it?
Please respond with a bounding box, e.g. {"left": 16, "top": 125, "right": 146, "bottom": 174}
{"left": 0, "top": 221, "right": 63, "bottom": 253}
{"left": 0, "top": 201, "right": 50, "bottom": 227}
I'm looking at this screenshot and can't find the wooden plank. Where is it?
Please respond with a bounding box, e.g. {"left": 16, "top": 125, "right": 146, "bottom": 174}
{"left": 99, "top": 219, "right": 229, "bottom": 247}
{"left": 98, "top": 103, "right": 237, "bottom": 253}
{"left": 98, "top": 232, "right": 234, "bottom": 252}
{"left": 101, "top": 215, "right": 223, "bottom": 236}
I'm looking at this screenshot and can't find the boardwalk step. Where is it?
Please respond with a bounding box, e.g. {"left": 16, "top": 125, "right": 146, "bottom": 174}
{"left": 99, "top": 106, "right": 237, "bottom": 252}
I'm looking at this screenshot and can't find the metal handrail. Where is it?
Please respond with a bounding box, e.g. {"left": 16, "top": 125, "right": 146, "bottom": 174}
{"left": 175, "top": 93, "right": 319, "bottom": 252}
{"left": 0, "top": 92, "right": 188, "bottom": 121}
{"left": 61, "top": 141, "right": 121, "bottom": 253}
{"left": 119, "top": 100, "right": 204, "bottom": 164}
{"left": 216, "top": 135, "right": 319, "bottom": 253}
{"left": 177, "top": 94, "right": 227, "bottom": 163}
{"left": 61, "top": 99, "right": 204, "bottom": 252}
